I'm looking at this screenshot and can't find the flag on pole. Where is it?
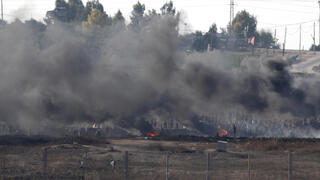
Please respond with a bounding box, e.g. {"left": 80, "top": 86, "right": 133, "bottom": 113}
{"left": 248, "top": 36, "right": 255, "bottom": 45}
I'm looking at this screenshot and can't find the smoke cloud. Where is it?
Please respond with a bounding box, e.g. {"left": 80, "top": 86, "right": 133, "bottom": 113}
{"left": 0, "top": 16, "right": 320, "bottom": 137}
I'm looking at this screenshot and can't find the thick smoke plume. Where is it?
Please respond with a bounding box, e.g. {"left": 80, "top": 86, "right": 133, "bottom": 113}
{"left": 0, "top": 17, "right": 320, "bottom": 137}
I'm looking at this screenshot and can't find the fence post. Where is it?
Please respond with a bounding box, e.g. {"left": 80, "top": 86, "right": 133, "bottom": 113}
{"left": 0, "top": 154, "right": 2, "bottom": 180}
{"left": 288, "top": 152, "right": 292, "bottom": 180}
{"left": 83, "top": 150, "right": 88, "bottom": 180}
{"left": 125, "top": 151, "right": 128, "bottom": 180}
{"left": 0, "top": 152, "right": 4, "bottom": 180}
{"left": 43, "top": 148, "right": 47, "bottom": 180}
{"left": 166, "top": 152, "right": 169, "bottom": 180}
{"left": 1, "top": 152, "right": 5, "bottom": 180}
{"left": 248, "top": 152, "right": 250, "bottom": 180}
{"left": 206, "top": 153, "right": 211, "bottom": 180}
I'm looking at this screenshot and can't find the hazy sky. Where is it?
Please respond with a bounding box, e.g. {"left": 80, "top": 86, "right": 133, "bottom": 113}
{"left": 3, "top": 0, "right": 320, "bottom": 50}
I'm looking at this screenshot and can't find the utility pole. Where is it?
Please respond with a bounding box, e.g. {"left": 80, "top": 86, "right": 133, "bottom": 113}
{"left": 248, "top": 152, "right": 251, "bottom": 180}
{"left": 125, "top": 151, "right": 128, "bottom": 180}
{"left": 165, "top": 153, "right": 169, "bottom": 180}
{"left": 318, "top": 0, "right": 320, "bottom": 44}
{"left": 273, "top": 28, "right": 277, "bottom": 54}
{"left": 283, "top": 26, "right": 287, "bottom": 56}
{"left": 1, "top": 0, "right": 3, "bottom": 21}
{"left": 206, "top": 153, "right": 211, "bottom": 180}
{"left": 43, "top": 148, "right": 47, "bottom": 180}
{"left": 288, "top": 153, "right": 292, "bottom": 180}
{"left": 314, "top": 22, "right": 316, "bottom": 52}
{"left": 299, "top": 24, "right": 302, "bottom": 54}
{"left": 230, "top": 0, "right": 235, "bottom": 26}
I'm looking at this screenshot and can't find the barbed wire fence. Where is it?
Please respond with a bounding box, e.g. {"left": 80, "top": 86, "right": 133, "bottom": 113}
{"left": 0, "top": 145, "right": 320, "bottom": 180}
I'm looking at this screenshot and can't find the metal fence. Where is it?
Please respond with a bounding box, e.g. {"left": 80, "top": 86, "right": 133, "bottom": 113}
{"left": 0, "top": 145, "right": 320, "bottom": 180}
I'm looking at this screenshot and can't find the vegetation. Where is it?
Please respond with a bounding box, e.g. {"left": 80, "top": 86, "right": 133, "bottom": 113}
{"left": 191, "top": 24, "right": 218, "bottom": 52}
{"left": 2, "top": 0, "right": 278, "bottom": 53}
{"left": 129, "top": 1, "right": 146, "bottom": 30}
{"left": 83, "top": 8, "right": 111, "bottom": 28}
{"left": 160, "top": 1, "right": 176, "bottom": 15}
{"left": 310, "top": 44, "right": 320, "bottom": 51}
{"left": 232, "top": 10, "right": 257, "bottom": 39}
{"left": 189, "top": 10, "right": 277, "bottom": 52}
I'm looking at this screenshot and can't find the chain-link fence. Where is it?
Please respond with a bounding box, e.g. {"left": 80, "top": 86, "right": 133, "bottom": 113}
{"left": 0, "top": 146, "right": 43, "bottom": 179}
{"left": 0, "top": 145, "right": 320, "bottom": 180}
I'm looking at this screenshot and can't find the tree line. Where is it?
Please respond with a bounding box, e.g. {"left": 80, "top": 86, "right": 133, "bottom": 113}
{"left": 45, "top": 0, "right": 177, "bottom": 29}
{"left": 0, "top": 0, "right": 277, "bottom": 52}
{"left": 183, "top": 10, "right": 278, "bottom": 52}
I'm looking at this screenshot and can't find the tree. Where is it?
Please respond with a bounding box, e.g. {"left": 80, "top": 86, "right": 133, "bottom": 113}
{"left": 46, "top": 0, "right": 85, "bottom": 23}
{"left": 190, "top": 24, "right": 218, "bottom": 52}
{"left": 56, "top": 0, "right": 68, "bottom": 8}
{"left": 232, "top": 10, "right": 257, "bottom": 39}
{"left": 146, "top": 9, "right": 159, "bottom": 18}
{"left": 68, "top": 0, "right": 86, "bottom": 22}
{"left": 178, "top": 33, "right": 194, "bottom": 51}
{"left": 113, "top": 10, "right": 125, "bottom": 26}
{"left": 203, "top": 24, "right": 218, "bottom": 50}
{"left": 257, "top": 30, "right": 274, "bottom": 48}
{"left": 310, "top": 44, "right": 320, "bottom": 51}
{"left": 0, "top": 19, "right": 6, "bottom": 26}
{"left": 130, "top": 1, "right": 145, "bottom": 29}
{"left": 160, "top": 1, "right": 176, "bottom": 15}
{"left": 85, "top": 0, "right": 104, "bottom": 20}
{"left": 191, "top": 31, "right": 205, "bottom": 51}
{"left": 25, "top": 19, "right": 46, "bottom": 33}
{"left": 83, "top": 8, "right": 110, "bottom": 28}
{"left": 86, "top": 0, "right": 104, "bottom": 13}
{"left": 144, "top": 9, "right": 160, "bottom": 23}
{"left": 49, "top": 0, "right": 70, "bottom": 22}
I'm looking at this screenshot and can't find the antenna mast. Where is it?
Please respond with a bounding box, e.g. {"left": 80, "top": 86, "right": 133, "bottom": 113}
{"left": 230, "top": 0, "right": 235, "bottom": 25}
{"left": 1, "top": 0, "right": 3, "bottom": 21}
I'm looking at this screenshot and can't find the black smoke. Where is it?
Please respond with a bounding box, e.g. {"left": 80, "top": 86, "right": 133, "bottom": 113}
{"left": 0, "top": 17, "right": 320, "bottom": 136}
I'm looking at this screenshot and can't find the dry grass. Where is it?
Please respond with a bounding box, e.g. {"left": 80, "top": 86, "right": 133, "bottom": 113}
{"left": 0, "top": 137, "right": 320, "bottom": 179}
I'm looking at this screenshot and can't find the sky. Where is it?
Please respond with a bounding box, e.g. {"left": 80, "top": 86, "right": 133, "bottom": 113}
{"left": 2, "top": 0, "right": 320, "bottom": 50}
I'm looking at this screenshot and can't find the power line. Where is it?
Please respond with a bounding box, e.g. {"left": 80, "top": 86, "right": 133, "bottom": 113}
{"left": 287, "top": 28, "right": 300, "bottom": 36}
{"left": 240, "top": 0, "right": 317, "bottom": 8}
{"left": 260, "top": 20, "right": 316, "bottom": 28}
{"left": 239, "top": 0, "right": 316, "bottom": 3}
{"left": 237, "top": 4, "right": 316, "bottom": 14}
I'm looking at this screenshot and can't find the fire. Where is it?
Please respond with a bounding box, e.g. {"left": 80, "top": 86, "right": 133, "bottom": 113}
{"left": 146, "top": 129, "right": 160, "bottom": 137}
{"left": 218, "top": 128, "right": 228, "bottom": 137}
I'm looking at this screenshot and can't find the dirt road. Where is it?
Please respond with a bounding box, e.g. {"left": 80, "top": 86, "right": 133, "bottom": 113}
{"left": 291, "top": 55, "right": 320, "bottom": 74}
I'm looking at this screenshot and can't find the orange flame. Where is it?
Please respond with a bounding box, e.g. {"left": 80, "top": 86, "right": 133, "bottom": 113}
{"left": 218, "top": 128, "right": 228, "bottom": 137}
{"left": 146, "top": 129, "right": 160, "bottom": 137}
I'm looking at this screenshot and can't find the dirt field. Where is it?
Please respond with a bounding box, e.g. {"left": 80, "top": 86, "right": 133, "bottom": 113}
{"left": 0, "top": 136, "right": 320, "bottom": 180}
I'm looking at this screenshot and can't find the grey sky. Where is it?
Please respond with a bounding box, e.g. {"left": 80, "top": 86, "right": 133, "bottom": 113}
{"left": 3, "top": 0, "right": 320, "bottom": 50}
